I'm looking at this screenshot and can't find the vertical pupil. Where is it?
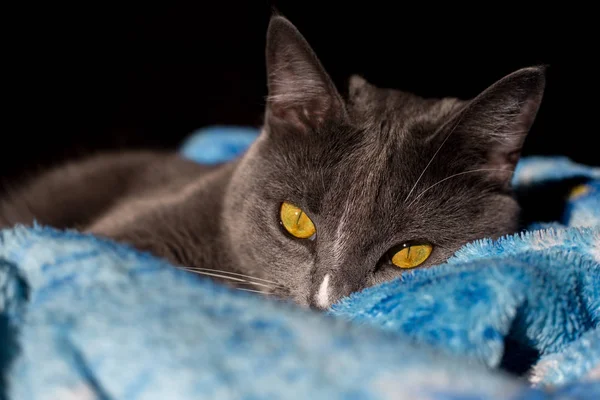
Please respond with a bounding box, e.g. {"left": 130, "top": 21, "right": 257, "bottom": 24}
{"left": 295, "top": 210, "right": 303, "bottom": 226}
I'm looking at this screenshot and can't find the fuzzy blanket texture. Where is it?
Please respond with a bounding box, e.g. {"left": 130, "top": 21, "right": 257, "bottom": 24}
{"left": 1, "top": 126, "right": 599, "bottom": 400}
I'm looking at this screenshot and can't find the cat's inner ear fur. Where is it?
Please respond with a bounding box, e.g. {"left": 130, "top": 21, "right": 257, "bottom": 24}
{"left": 443, "top": 66, "right": 546, "bottom": 180}
{"left": 265, "top": 16, "right": 346, "bottom": 132}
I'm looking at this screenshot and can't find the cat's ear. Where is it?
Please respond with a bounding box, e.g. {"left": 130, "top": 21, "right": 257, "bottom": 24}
{"left": 265, "top": 16, "right": 346, "bottom": 132}
{"left": 445, "top": 66, "right": 546, "bottom": 179}
{"left": 348, "top": 74, "right": 377, "bottom": 105}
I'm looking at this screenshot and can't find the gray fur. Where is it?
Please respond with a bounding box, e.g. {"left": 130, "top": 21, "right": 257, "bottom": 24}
{"left": 0, "top": 16, "right": 545, "bottom": 309}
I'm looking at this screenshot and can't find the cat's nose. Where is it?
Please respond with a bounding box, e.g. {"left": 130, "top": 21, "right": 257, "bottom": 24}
{"left": 308, "top": 273, "right": 362, "bottom": 310}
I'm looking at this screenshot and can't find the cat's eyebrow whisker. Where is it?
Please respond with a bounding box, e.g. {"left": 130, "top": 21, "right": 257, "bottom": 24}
{"left": 180, "top": 268, "right": 277, "bottom": 289}
{"left": 406, "top": 168, "right": 514, "bottom": 208}
{"left": 404, "top": 112, "right": 468, "bottom": 203}
{"left": 236, "top": 288, "right": 272, "bottom": 295}
{"left": 182, "top": 267, "right": 282, "bottom": 286}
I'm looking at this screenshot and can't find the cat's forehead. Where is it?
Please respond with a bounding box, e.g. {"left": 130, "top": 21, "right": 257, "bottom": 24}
{"left": 334, "top": 88, "right": 466, "bottom": 175}
{"left": 265, "top": 87, "right": 467, "bottom": 185}
{"left": 347, "top": 84, "right": 465, "bottom": 134}
{"left": 262, "top": 84, "right": 471, "bottom": 208}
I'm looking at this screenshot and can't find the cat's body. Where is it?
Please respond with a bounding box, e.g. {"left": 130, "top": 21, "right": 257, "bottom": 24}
{"left": 1, "top": 151, "right": 236, "bottom": 277}
{"left": 0, "top": 16, "right": 545, "bottom": 309}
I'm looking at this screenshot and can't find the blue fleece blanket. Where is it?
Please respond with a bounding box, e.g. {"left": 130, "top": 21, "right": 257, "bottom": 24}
{"left": 1, "top": 126, "right": 599, "bottom": 399}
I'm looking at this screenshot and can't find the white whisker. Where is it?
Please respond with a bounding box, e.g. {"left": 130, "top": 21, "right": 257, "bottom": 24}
{"left": 406, "top": 168, "right": 514, "bottom": 208}
{"left": 182, "top": 267, "right": 282, "bottom": 286}
{"left": 237, "top": 288, "right": 272, "bottom": 295}
{"left": 181, "top": 269, "right": 275, "bottom": 289}
{"left": 404, "top": 113, "right": 467, "bottom": 203}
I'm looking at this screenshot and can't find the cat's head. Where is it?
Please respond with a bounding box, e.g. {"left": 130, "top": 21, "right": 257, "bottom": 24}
{"left": 224, "top": 16, "right": 545, "bottom": 309}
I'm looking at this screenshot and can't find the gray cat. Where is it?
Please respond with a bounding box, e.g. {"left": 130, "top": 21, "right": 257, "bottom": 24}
{"left": 0, "top": 16, "right": 545, "bottom": 309}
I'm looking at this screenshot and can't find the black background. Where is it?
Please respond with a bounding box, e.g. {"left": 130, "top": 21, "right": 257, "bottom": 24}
{"left": 5, "top": 2, "right": 598, "bottom": 184}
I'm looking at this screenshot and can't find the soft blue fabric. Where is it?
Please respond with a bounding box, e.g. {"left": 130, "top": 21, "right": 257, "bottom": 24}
{"left": 179, "top": 125, "right": 260, "bottom": 164}
{"left": 1, "top": 126, "right": 599, "bottom": 399}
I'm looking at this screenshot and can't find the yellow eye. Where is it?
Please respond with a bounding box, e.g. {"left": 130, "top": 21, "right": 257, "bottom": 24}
{"left": 389, "top": 242, "right": 433, "bottom": 269}
{"left": 280, "top": 201, "right": 316, "bottom": 239}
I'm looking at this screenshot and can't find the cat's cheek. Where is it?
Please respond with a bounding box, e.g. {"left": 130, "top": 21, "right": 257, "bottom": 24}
{"left": 286, "top": 262, "right": 318, "bottom": 308}
{"left": 252, "top": 226, "right": 316, "bottom": 304}
{"left": 258, "top": 238, "right": 315, "bottom": 306}
{"left": 369, "top": 266, "right": 405, "bottom": 287}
